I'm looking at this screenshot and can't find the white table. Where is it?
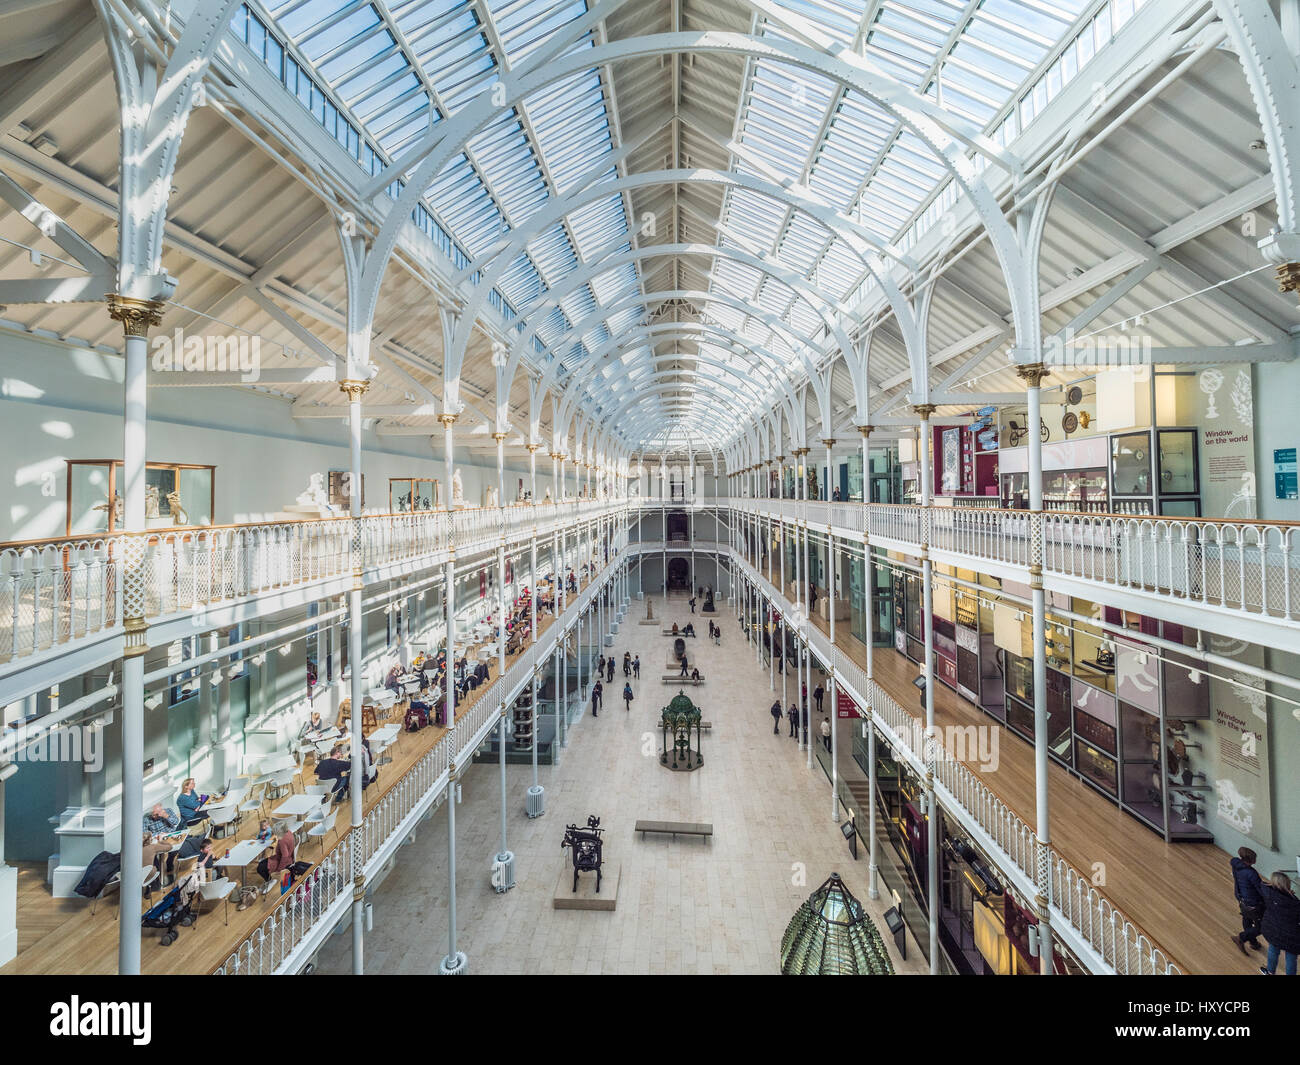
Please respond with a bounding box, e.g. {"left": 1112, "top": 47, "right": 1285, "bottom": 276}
{"left": 369, "top": 724, "right": 401, "bottom": 766}
{"left": 214, "top": 838, "right": 271, "bottom": 884}
{"left": 274, "top": 795, "right": 323, "bottom": 818}
{"left": 253, "top": 753, "right": 295, "bottom": 776}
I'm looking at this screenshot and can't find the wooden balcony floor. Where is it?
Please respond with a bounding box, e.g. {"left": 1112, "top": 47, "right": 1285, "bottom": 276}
{"left": 807, "top": 612, "right": 1257, "bottom": 975}
{"left": 1, "top": 570, "right": 600, "bottom": 975}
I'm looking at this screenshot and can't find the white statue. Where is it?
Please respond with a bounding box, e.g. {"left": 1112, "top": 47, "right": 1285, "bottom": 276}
{"left": 296, "top": 472, "right": 330, "bottom": 508}
{"left": 452, "top": 468, "right": 464, "bottom": 504}
{"left": 166, "top": 490, "right": 189, "bottom": 526}
{"left": 145, "top": 484, "right": 161, "bottom": 519}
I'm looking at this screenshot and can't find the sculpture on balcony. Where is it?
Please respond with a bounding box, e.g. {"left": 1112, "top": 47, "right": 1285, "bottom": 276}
{"left": 561, "top": 815, "right": 605, "bottom": 893}
{"left": 296, "top": 472, "right": 330, "bottom": 508}
{"left": 452, "top": 468, "right": 465, "bottom": 506}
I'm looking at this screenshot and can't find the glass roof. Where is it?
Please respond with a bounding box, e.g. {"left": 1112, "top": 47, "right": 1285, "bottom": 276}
{"left": 241, "top": 0, "right": 1149, "bottom": 446}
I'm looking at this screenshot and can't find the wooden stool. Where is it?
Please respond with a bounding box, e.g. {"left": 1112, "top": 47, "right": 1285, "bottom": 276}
{"left": 362, "top": 705, "right": 378, "bottom": 732}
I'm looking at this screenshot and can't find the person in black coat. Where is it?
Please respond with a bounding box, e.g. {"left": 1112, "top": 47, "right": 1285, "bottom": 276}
{"left": 770, "top": 700, "right": 783, "bottom": 735}
{"left": 591, "top": 681, "right": 603, "bottom": 718}
{"left": 1231, "top": 847, "right": 1265, "bottom": 952}
{"left": 787, "top": 703, "right": 799, "bottom": 738}
{"left": 1259, "top": 872, "right": 1300, "bottom": 975}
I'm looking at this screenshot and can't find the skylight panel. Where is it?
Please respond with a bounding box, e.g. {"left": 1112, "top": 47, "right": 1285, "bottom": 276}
{"left": 525, "top": 223, "right": 577, "bottom": 286}
{"left": 490, "top": 0, "right": 590, "bottom": 66}
{"left": 425, "top": 152, "right": 505, "bottom": 255}
{"left": 497, "top": 253, "right": 543, "bottom": 308}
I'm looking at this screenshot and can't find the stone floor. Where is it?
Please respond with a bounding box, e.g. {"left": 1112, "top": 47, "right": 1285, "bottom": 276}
{"left": 315, "top": 593, "right": 924, "bottom": 975}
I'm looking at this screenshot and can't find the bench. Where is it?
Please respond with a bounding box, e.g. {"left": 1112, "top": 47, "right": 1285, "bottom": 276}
{"left": 662, "top": 675, "right": 704, "bottom": 684}
{"left": 661, "top": 629, "right": 697, "bottom": 637}
{"left": 635, "top": 820, "right": 713, "bottom": 842}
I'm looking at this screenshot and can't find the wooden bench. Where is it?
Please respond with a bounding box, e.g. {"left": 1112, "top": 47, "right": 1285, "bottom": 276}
{"left": 661, "top": 629, "right": 697, "bottom": 637}
{"left": 662, "top": 675, "right": 704, "bottom": 684}
{"left": 635, "top": 820, "right": 713, "bottom": 842}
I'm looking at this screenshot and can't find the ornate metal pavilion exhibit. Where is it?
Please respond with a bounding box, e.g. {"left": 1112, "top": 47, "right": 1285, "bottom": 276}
{"left": 659, "top": 691, "right": 704, "bottom": 771}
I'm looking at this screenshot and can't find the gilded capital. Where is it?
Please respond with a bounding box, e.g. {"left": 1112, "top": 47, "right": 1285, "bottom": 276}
{"left": 1276, "top": 262, "right": 1300, "bottom": 294}
{"left": 911, "top": 403, "right": 937, "bottom": 421}
{"left": 856, "top": 424, "right": 874, "bottom": 438}
{"left": 821, "top": 438, "right": 836, "bottom": 448}
{"left": 338, "top": 378, "right": 369, "bottom": 402}
{"left": 437, "top": 412, "right": 459, "bottom": 428}
{"left": 492, "top": 431, "right": 508, "bottom": 442}
{"left": 106, "top": 294, "right": 166, "bottom": 339}
{"left": 1014, "top": 362, "right": 1050, "bottom": 388}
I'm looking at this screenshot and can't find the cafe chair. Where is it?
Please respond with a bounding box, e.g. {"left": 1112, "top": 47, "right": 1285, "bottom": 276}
{"left": 90, "top": 871, "right": 121, "bottom": 916}
{"left": 307, "top": 808, "right": 338, "bottom": 855}
{"left": 196, "top": 877, "right": 237, "bottom": 926}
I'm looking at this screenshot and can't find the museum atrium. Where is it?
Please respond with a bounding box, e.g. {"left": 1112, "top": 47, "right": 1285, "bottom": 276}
{"left": 0, "top": 0, "right": 1295, "bottom": 981}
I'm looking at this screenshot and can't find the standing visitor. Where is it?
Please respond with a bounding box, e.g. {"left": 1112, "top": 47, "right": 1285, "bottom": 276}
{"left": 787, "top": 703, "right": 799, "bottom": 738}
{"left": 633, "top": 655, "right": 641, "bottom": 678}
{"left": 770, "top": 700, "right": 783, "bottom": 735}
{"left": 591, "top": 680, "right": 602, "bottom": 718}
{"left": 623, "top": 682, "right": 634, "bottom": 712}
{"left": 820, "top": 716, "right": 832, "bottom": 752}
{"left": 1260, "top": 872, "right": 1300, "bottom": 975}
{"left": 689, "top": 596, "right": 697, "bottom": 614}
{"left": 1231, "top": 847, "right": 1265, "bottom": 953}
{"left": 814, "top": 683, "right": 825, "bottom": 714}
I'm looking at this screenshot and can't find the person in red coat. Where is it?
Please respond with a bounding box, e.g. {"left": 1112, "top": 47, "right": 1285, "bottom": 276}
{"left": 257, "top": 822, "right": 297, "bottom": 896}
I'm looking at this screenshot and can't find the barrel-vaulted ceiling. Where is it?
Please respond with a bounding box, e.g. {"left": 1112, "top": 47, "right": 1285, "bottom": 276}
{"left": 0, "top": 0, "right": 1295, "bottom": 461}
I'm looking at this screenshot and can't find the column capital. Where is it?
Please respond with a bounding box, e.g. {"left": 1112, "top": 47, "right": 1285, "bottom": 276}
{"left": 437, "top": 412, "right": 459, "bottom": 428}
{"left": 792, "top": 447, "right": 810, "bottom": 457}
{"left": 856, "top": 424, "right": 874, "bottom": 438}
{"left": 549, "top": 451, "right": 564, "bottom": 461}
{"left": 1014, "top": 362, "right": 1050, "bottom": 388}
{"left": 776, "top": 454, "right": 785, "bottom": 463}
{"left": 821, "top": 438, "right": 836, "bottom": 449}
{"left": 525, "top": 443, "right": 540, "bottom": 453}
{"left": 338, "top": 378, "right": 370, "bottom": 402}
{"left": 1276, "top": 261, "right": 1300, "bottom": 294}
{"left": 106, "top": 294, "right": 165, "bottom": 338}
{"left": 491, "top": 431, "right": 508, "bottom": 442}
{"left": 910, "top": 403, "right": 937, "bottom": 421}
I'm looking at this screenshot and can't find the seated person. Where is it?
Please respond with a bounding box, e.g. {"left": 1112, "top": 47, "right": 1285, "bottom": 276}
{"left": 144, "top": 803, "right": 182, "bottom": 837}
{"left": 690, "top": 667, "right": 700, "bottom": 682}
{"left": 671, "top": 622, "right": 679, "bottom": 634}
{"left": 177, "top": 835, "right": 219, "bottom": 879}
{"left": 315, "top": 744, "right": 351, "bottom": 802}
{"left": 254, "top": 818, "right": 274, "bottom": 846}
{"left": 683, "top": 622, "right": 695, "bottom": 637}
{"left": 142, "top": 832, "right": 173, "bottom": 877}
{"left": 177, "top": 777, "right": 212, "bottom": 826}
{"left": 298, "top": 710, "right": 325, "bottom": 740}
{"left": 361, "top": 737, "right": 377, "bottom": 789}
{"left": 256, "top": 822, "right": 297, "bottom": 896}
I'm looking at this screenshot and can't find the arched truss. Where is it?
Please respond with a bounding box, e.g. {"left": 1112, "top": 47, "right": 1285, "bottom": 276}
{"left": 356, "top": 30, "right": 1031, "bottom": 413}
{"left": 546, "top": 321, "right": 816, "bottom": 445}
{"left": 496, "top": 242, "right": 861, "bottom": 414}
{"left": 463, "top": 168, "right": 890, "bottom": 418}
{"left": 532, "top": 292, "right": 832, "bottom": 433}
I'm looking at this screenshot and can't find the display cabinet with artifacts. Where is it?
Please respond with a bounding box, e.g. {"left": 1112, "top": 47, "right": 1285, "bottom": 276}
{"left": 1110, "top": 428, "right": 1200, "bottom": 516}
{"left": 390, "top": 477, "right": 436, "bottom": 513}
{"left": 68, "top": 460, "right": 214, "bottom": 535}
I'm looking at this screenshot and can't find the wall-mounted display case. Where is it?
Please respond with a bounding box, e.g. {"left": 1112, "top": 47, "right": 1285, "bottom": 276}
{"left": 68, "top": 460, "right": 214, "bottom": 535}
{"left": 390, "top": 477, "right": 436, "bottom": 512}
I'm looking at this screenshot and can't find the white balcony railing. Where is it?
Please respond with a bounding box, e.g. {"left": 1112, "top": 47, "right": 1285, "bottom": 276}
{"left": 213, "top": 551, "right": 620, "bottom": 974}
{"left": 0, "top": 500, "right": 620, "bottom": 674}
{"left": 735, "top": 553, "right": 1180, "bottom": 975}
{"left": 730, "top": 499, "right": 1300, "bottom": 626}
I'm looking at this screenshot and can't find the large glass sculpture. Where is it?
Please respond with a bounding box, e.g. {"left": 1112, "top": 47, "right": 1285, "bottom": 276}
{"left": 780, "top": 872, "right": 895, "bottom": 975}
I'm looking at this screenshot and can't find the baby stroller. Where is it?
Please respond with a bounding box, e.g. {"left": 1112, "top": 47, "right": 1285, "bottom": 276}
{"left": 141, "top": 884, "right": 196, "bottom": 946}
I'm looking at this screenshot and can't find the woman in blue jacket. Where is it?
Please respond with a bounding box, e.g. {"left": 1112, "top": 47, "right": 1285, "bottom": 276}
{"left": 177, "top": 778, "right": 210, "bottom": 826}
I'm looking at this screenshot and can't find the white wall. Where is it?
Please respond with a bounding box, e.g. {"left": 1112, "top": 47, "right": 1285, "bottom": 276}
{"left": 0, "top": 331, "right": 530, "bottom": 541}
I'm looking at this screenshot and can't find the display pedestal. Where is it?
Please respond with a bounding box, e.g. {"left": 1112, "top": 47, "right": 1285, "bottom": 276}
{"left": 553, "top": 861, "right": 619, "bottom": 911}
{"left": 818, "top": 597, "right": 850, "bottom": 622}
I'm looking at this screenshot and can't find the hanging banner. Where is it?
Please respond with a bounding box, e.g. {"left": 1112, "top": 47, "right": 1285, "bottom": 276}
{"left": 1195, "top": 367, "right": 1256, "bottom": 518}
{"left": 1206, "top": 635, "right": 1272, "bottom": 849}
{"left": 836, "top": 689, "right": 861, "bottom": 719}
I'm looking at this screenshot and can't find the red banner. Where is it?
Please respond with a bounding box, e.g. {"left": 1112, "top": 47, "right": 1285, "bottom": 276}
{"left": 836, "top": 690, "right": 861, "bottom": 719}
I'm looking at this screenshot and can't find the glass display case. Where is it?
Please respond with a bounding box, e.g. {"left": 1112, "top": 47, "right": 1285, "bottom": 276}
{"left": 1111, "top": 428, "right": 1200, "bottom": 516}
{"left": 390, "top": 478, "right": 436, "bottom": 512}
{"left": 1119, "top": 700, "right": 1164, "bottom": 831}
{"left": 67, "top": 460, "right": 214, "bottom": 535}
{"left": 1043, "top": 468, "right": 1109, "bottom": 512}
